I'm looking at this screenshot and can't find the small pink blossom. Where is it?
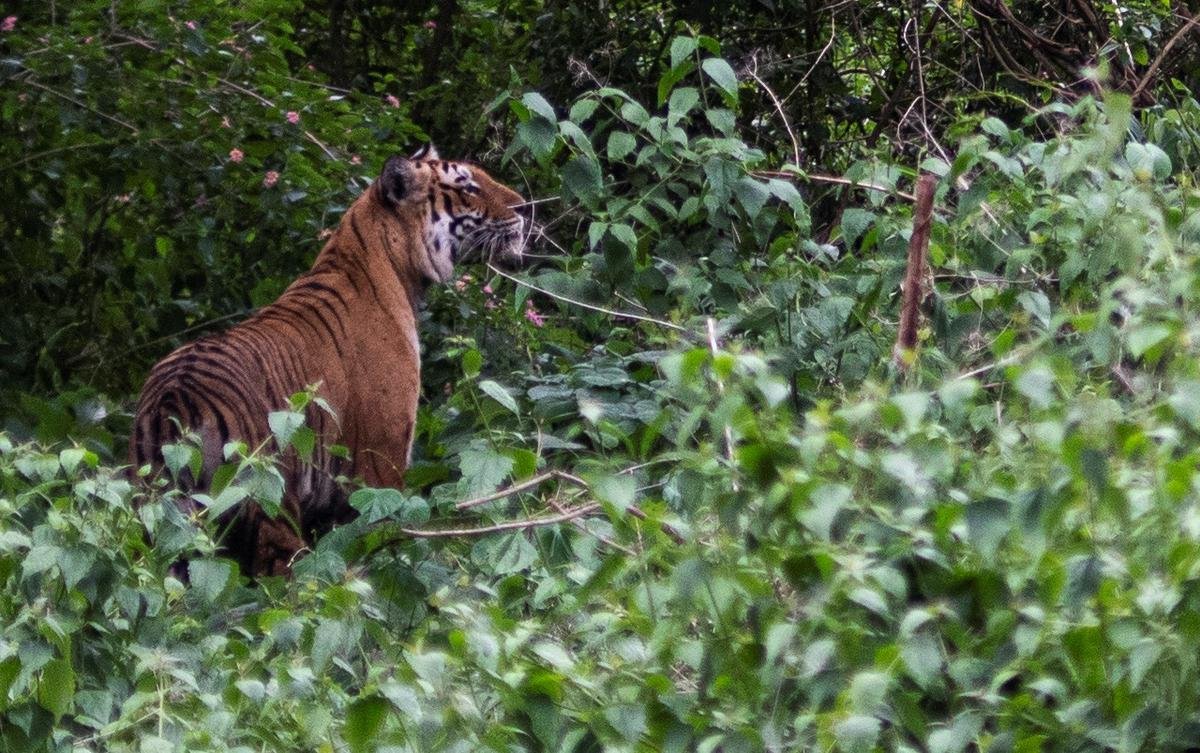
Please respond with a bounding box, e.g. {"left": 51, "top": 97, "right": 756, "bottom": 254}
{"left": 262, "top": 170, "right": 279, "bottom": 188}
{"left": 184, "top": 20, "right": 197, "bottom": 30}
{"left": 524, "top": 301, "right": 545, "bottom": 327}
{"left": 454, "top": 274, "right": 474, "bottom": 292}
{"left": 285, "top": 110, "right": 300, "bottom": 124}
{"left": 482, "top": 284, "right": 493, "bottom": 295}
{"left": 384, "top": 94, "right": 400, "bottom": 109}
{"left": 349, "top": 154, "right": 362, "bottom": 165}
{"left": 82, "top": 36, "right": 93, "bottom": 44}
{"left": 115, "top": 193, "right": 132, "bottom": 204}
{"left": 423, "top": 20, "right": 437, "bottom": 30}
{"left": 1, "top": 16, "right": 17, "bottom": 32}
{"left": 228, "top": 148, "right": 244, "bottom": 163}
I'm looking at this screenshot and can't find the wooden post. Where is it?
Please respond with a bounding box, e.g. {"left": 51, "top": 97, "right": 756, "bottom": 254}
{"left": 893, "top": 173, "right": 937, "bottom": 369}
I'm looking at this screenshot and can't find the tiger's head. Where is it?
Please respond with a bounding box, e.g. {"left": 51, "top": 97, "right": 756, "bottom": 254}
{"left": 375, "top": 144, "right": 527, "bottom": 283}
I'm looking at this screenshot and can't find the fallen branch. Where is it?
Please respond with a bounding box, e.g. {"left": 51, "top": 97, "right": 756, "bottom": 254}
{"left": 454, "top": 467, "right": 686, "bottom": 544}
{"left": 893, "top": 173, "right": 937, "bottom": 370}
{"left": 399, "top": 503, "right": 601, "bottom": 537}
{"left": 752, "top": 169, "right": 917, "bottom": 201}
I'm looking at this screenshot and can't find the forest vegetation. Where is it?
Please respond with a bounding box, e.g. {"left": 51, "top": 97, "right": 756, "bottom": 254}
{"left": 4, "top": 1, "right": 1200, "bottom": 750}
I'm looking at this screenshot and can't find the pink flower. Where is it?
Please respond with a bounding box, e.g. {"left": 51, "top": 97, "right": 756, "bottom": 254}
{"left": 423, "top": 20, "right": 437, "bottom": 30}
{"left": 384, "top": 94, "right": 400, "bottom": 109}
{"left": 82, "top": 36, "right": 93, "bottom": 44}
{"left": 262, "top": 170, "right": 279, "bottom": 188}
{"left": 524, "top": 301, "right": 545, "bottom": 327}
{"left": 482, "top": 284, "right": 493, "bottom": 295}
{"left": 1, "top": 16, "right": 16, "bottom": 32}
{"left": 228, "top": 148, "right": 244, "bottom": 163}
{"left": 184, "top": 20, "right": 197, "bottom": 30}
{"left": 285, "top": 110, "right": 300, "bottom": 124}
{"left": 349, "top": 154, "right": 362, "bottom": 165}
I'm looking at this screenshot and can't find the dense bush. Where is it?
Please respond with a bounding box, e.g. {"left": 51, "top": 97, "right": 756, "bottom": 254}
{"left": 7, "top": 1, "right": 1200, "bottom": 751}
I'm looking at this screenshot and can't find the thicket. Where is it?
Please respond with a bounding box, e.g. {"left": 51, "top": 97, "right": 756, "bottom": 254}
{"left": 5, "top": 1, "right": 1200, "bottom": 751}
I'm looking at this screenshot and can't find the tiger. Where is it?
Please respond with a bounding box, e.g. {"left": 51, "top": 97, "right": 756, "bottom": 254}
{"left": 130, "top": 145, "right": 526, "bottom": 576}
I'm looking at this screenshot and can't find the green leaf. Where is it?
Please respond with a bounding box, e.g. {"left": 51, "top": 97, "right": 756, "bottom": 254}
{"left": 189, "top": 559, "right": 232, "bottom": 603}
{"left": 669, "top": 36, "right": 698, "bottom": 69}
{"left": 479, "top": 380, "right": 519, "bottom": 414}
{"left": 162, "top": 442, "right": 197, "bottom": 480}
{"left": 472, "top": 532, "right": 537, "bottom": 575}
{"left": 667, "top": 87, "right": 700, "bottom": 125}
{"left": 1126, "top": 324, "right": 1172, "bottom": 358}
{"left": 834, "top": 715, "right": 881, "bottom": 753}
{"left": 269, "top": 409, "right": 305, "bottom": 450}
{"left": 517, "top": 117, "right": 558, "bottom": 159}
{"left": 901, "top": 630, "right": 943, "bottom": 688}
{"left": 37, "top": 658, "right": 75, "bottom": 719}
{"left": 462, "top": 348, "right": 483, "bottom": 378}
{"left": 839, "top": 208, "right": 875, "bottom": 247}
{"left": 521, "top": 91, "right": 557, "bottom": 122}
{"left": 965, "top": 497, "right": 1010, "bottom": 558}
{"left": 606, "top": 130, "right": 637, "bottom": 161}
{"left": 608, "top": 223, "right": 638, "bottom": 256}
{"left": 459, "top": 441, "right": 514, "bottom": 496}
{"left": 343, "top": 695, "right": 389, "bottom": 753}
{"left": 562, "top": 155, "right": 604, "bottom": 202}
{"left": 349, "top": 487, "right": 428, "bottom": 524}
{"left": 701, "top": 58, "right": 738, "bottom": 98}
{"left": 568, "top": 98, "right": 600, "bottom": 123}
{"left": 595, "top": 474, "right": 636, "bottom": 512}
{"left": 733, "top": 176, "right": 769, "bottom": 218}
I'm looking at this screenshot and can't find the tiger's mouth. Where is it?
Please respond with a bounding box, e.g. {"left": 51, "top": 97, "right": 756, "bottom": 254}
{"left": 462, "top": 217, "right": 526, "bottom": 268}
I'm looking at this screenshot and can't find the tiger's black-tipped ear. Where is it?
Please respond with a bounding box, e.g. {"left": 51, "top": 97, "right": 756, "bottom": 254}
{"left": 379, "top": 155, "right": 417, "bottom": 205}
{"left": 410, "top": 143, "right": 439, "bottom": 161}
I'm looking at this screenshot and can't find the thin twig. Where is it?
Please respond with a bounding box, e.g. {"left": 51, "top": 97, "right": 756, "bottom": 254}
{"left": 486, "top": 263, "right": 692, "bottom": 334}
{"left": 546, "top": 497, "right": 636, "bottom": 555}
{"left": 21, "top": 79, "right": 139, "bottom": 133}
{"left": 707, "top": 318, "right": 740, "bottom": 492}
{"left": 746, "top": 57, "right": 801, "bottom": 166}
{"left": 455, "top": 470, "right": 562, "bottom": 511}
{"left": 753, "top": 170, "right": 916, "bottom": 201}
{"left": 1131, "top": 11, "right": 1200, "bottom": 104}
{"left": 217, "top": 76, "right": 339, "bottom": 160}
{"left": 399, "top": 503, "right": 601, "bottom": 537}
{"left": 454, "top": 467, "right": 686, "bottom": 544}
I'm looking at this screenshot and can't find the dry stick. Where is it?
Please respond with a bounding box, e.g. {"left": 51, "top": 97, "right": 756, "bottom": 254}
{"left": 752, "top": 170, "right": 917, "bottom": 202}
{"left": 746, "top": 59, "right": 801, "bottom": 167}
{"left": 486, "top": 263, "right": 691, "bottom": 334}
{"left": 893, "top": 173, "right": 937, "bottom": 370}
{"left": 455, "top": 467, "right": 686, "bottom": 544}
{"left": 706, "top": 318, "right": 740, "bottom": 493}
{"left": 399, "top": 503, "right": 602, "bottom": 538}
{"left": 1131, "top": 11, "right": 1200, "bottom": 104}
{"left": 546, "top": 497, "right": 637, "bottom": 556}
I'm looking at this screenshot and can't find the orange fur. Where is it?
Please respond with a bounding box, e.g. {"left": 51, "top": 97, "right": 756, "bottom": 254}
{"left": 130, "top": 148, "right": 525, "bottom": 575}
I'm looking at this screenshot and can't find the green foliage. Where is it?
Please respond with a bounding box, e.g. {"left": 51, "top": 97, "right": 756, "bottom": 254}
{"left": 8, "top": 2, "right": 1200, "bottom": 751}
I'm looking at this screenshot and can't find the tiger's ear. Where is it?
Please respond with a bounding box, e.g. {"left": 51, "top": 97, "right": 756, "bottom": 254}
{"left": 378, "top": 155, "right": 425, "bottom": 205}
{"left": 410, "top": 143, "right": 439, "bottom": 161}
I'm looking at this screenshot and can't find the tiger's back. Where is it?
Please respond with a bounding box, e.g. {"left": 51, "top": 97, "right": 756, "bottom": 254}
{"left": 131, "top": 146, "right": 526, "bottom": 575}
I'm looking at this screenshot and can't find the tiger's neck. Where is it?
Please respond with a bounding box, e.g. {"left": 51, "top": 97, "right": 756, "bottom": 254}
{"left": 308, "top": 196, "right": 429, "bottom": 322}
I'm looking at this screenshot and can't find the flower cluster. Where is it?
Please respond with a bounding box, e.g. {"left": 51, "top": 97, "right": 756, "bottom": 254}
{"left": 1, "top": 16, "right": 16, "bottom": 32}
